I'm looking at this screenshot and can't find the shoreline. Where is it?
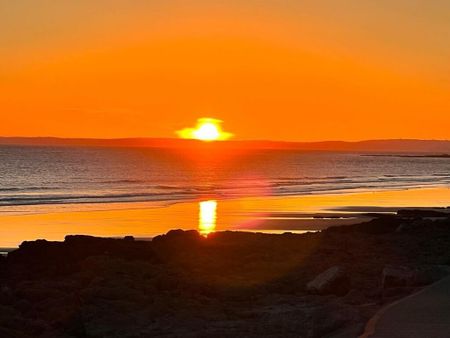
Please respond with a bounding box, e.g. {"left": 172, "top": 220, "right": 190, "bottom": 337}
{"left": 0, "top": 186, "right": 448, "bottom": 247}
{"left": 2, "top": 184, "right": 449, "bottom": 215}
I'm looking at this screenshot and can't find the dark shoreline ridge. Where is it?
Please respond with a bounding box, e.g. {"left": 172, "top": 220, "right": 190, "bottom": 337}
{"left": 0, "top": 210, "right": 449, "bottom": 337}
{"left": 361, "top": 154, "right": 450, "bottom": 158}
{"left": 1, "top": 137, "right": 449, "bottom": 153}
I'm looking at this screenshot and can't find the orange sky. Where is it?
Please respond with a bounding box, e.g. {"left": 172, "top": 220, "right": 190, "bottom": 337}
{"left": 1, "top": 1, "right": 449, "bottom": 141}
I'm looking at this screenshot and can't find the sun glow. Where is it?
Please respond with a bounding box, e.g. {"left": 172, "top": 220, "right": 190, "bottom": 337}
{"left": 177, "top": 118, "right": 233, "bottom": 141}
{"left": 199, "top": 200, "right": 217, "bottom": 235}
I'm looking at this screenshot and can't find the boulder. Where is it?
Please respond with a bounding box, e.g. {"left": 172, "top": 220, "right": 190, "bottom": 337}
{"left": 382, "top": 265, "right": 450, "bottom": 291}
{"left": 0, "top": 285, "right": 13, "bottom": 305}
{"left": 307, "top": 266, "right": 350, "bottom": 295}
{"left": 309, "top": 302, "right": 362, "bottom": 337}
{"left": 381, "top": 265, "right": 415, "bottom": 289}
{"left": 397, "top": 209, "right": 449, "bottom": 218}
{"left": 7, "top": 236, "right": 159, "bottom": 279}
{"left": 342, "top": 289, "right": 366, "bottom": 305}
{"left": 152, "top": 229, "right": 201, "bottom": 243}
{"left": 414, "top": 265, "right": 450, "bottom": 286}
{"left": 395, "top": 223, "right": 408, "bottom": 233}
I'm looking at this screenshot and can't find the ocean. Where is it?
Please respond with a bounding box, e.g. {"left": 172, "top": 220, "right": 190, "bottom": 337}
{"left": 0, "top": 145, "right": 449, "bottom": 209}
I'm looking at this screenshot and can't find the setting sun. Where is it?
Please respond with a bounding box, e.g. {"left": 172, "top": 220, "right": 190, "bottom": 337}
{"left": 177, "top": 118, "right": 233, "bottom": 141}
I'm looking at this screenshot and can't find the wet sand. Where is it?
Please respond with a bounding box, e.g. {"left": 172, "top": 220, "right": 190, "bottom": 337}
{"left": 0, "top": 187, "right": 448, "bottom": 247}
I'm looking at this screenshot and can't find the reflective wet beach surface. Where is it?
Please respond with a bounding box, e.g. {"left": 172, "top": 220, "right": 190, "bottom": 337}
{"left": 0, "top": 187, "right": 448, "bottom": 247}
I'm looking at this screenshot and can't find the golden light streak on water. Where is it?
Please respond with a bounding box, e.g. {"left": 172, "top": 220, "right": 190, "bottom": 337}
{"left": 199, "top": 200, "right": 217, "bottom": 235}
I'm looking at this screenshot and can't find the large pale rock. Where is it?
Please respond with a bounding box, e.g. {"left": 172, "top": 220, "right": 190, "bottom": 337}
{"left": 307, "top": 266, "right": 350, "bottom": 295}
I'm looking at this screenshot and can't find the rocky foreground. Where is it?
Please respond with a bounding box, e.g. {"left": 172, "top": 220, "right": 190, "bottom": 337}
{"left": 0, "top": 209, "right": 449, "bottom": 337}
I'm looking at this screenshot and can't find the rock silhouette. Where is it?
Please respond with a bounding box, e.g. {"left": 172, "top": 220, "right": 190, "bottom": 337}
{"left": 0, "top": 211, "right": 449, "bottom": 337}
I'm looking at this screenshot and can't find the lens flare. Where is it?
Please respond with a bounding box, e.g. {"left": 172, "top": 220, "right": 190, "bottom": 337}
{"left": 199, "top": 200, "right": 217, "bottom": 235}
{"left": 177, "top": 118, "right": 233, "bottom": 141}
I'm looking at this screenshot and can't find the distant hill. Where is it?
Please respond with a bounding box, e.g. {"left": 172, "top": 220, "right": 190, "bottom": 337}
{"left": 0, "top": 137, "right": 449, "bottom": 153}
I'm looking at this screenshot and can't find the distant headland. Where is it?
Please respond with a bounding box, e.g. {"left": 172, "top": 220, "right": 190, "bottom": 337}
{"left": 0, "top": 137, "right": 449, "bottom": 153}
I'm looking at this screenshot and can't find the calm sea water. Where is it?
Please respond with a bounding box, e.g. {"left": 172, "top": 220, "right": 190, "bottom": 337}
{"left": 0, "top": 145, "right": 449, "bottom": 210}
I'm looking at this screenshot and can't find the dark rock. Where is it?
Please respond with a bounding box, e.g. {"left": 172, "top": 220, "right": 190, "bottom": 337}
{"left": 395, "top": 223, "right": 408, "bottom": 233}
{"left": 342, "top": 289, "right": 366, "bottom": 305}
{"left": 381, "top": 265, "right": 415, "bottom": 289}
{"left": 0, "top": 286, "right": 14, "bottom": 306}
{"left": 327, "top": 216, "right": 402, "bottom": 234}
{"left": 0, "top": 219, "right": 449, "bottom": 337}
{"left": 382, "top": 286, "right": 417, "bottom": 299}
{"left": 6, "top": 236, "right": 159, "bottom": 279}
{"left": 328, "top": 322, "right": 366, "bottom": 338}
{"left": 309, "top": 302, "right": 362, "bottom": 337}
{"left": 0, "top": 304, "right": 29, "bottom": 336}
{"left": 63, "top": 235, "right": 157, "bottom": 262}
{"left": 152, "top": 229, "right": 201, "bottom": 243}
{"left": 414, "top": 265, "right": 450, "bottom": 286}
{"left": 397, "top": 209, "right": 450, "bottom": 218}
{"left": 411, "top": 219, "right": 429, "bottom": 227}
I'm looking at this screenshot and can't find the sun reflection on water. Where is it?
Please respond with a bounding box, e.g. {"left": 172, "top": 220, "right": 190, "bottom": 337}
{"left": 199, "top": 200, "right": 217, "bottom": 236}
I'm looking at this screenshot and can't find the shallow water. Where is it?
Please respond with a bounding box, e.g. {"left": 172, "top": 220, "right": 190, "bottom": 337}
{"left": 1, "top": 146, "right": 449, "bottom": 209}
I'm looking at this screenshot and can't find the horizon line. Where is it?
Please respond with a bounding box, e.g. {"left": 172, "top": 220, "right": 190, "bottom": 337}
{"left": 0, "top": 136, "right": 449, "bottom": 143}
